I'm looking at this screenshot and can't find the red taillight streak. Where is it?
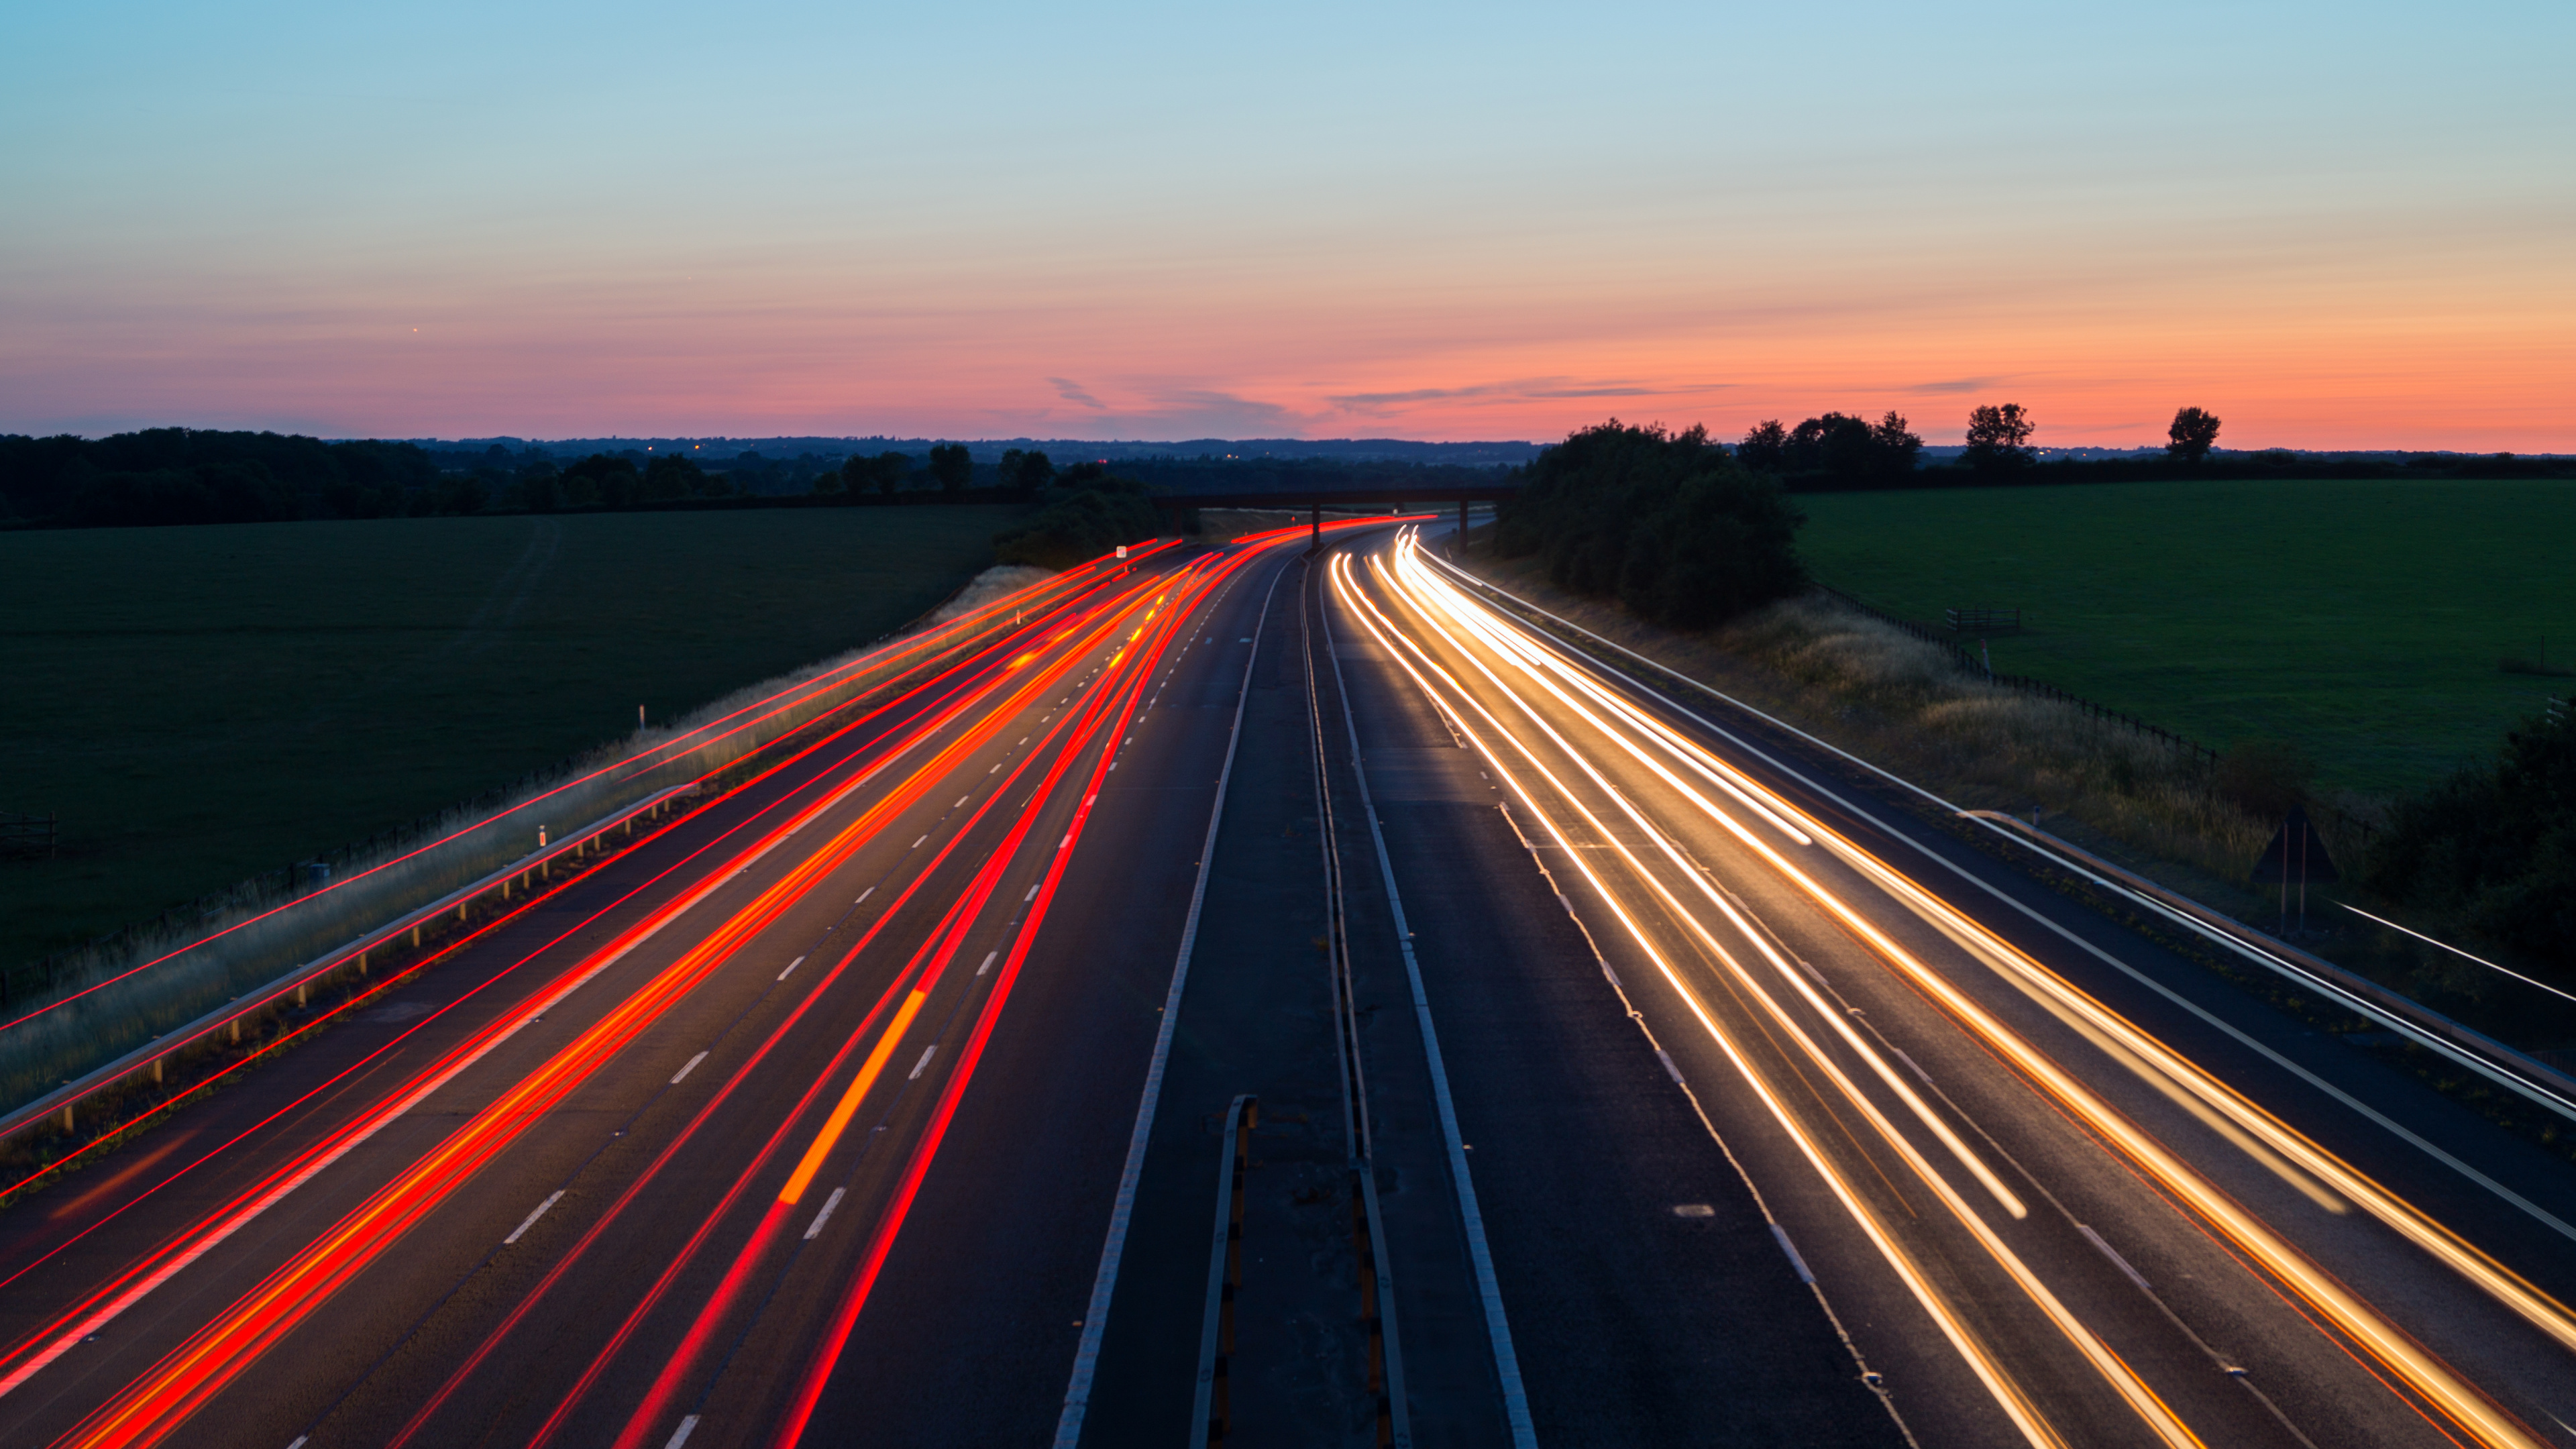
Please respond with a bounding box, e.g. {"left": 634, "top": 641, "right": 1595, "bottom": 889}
{"left": 606, "top": 553, "right": 1242, "bottom": 1448}
{"left": 597, "top": 570, "right": 1234, "bottom": 1442}
{"left": 766, "top": 538, "right": 1271, "bottom": 1445}
{"left": 46, "top": 583, "right": 1170, "bottom": 1448}
{"left": 407, "top": 593, "right": 1159, "bottom": 1444}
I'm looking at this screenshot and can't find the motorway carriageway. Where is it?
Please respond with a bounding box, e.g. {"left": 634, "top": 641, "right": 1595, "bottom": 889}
{"left": 0, "top": 517, "right": 1383, "bottom": 1448}
{"left": 1316, "top": 527, "right": 2576, "bottom": 1448}
{"left": 7, "top": 513, "right": 2575, "bottom": 1448}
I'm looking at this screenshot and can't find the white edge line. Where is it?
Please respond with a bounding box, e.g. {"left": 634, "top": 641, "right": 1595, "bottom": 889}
{"left": 1322, "top": 552, "right": 1540, "bottom": 1449}
{"left": 1053, "top": 558, "right": 1287, "bottom": 1448}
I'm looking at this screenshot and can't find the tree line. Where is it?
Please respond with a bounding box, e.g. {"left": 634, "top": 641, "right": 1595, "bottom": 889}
{"left": 1730, "top": 402, "right": 2570, "bottom": 490}
{"left": 0, "top": 431, "right": 1016, "bottom": 529}
{"left": 1493, "top": 421, "right": 1807, "bottom": 629}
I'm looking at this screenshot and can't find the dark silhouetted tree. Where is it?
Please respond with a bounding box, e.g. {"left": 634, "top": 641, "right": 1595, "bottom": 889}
{"left": 1738, "top": 419, "right": 1789, "bottom": 472}
{"left": 997, "top": 448, "right": 1055, "bottom": 491}
{"left": 1493, "top": 421, "right": 1805, "bottom": 627}
{"left": 1869, "top": 411, "right": 1923, "bottom": 477}
{"left": 1962, "top": 402, "right": 2036, "bottom": 472}
{"left": 2168, "top": 407, "right": 2221, "bottom": 464}
{"left": 928, "top": 443, "right": 972, "bottom": 493}
{"left": 643, "top": 452, "right": 706, "bottom": 500}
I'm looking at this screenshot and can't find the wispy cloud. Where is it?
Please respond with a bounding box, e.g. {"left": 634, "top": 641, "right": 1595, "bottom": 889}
{"left": 1049, "top": 376, "right": 1108, "bottom": 410}
{"left": 1904, "top": 376, "right": 2009, "bottom": 395}
{"left": 1327, "top": 376, "right": 1733, "bottom": 413}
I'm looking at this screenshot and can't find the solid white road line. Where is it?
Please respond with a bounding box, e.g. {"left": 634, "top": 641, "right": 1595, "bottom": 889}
{"left": 1055, "top": 559, "right": 1288, "bottom": 1448}
{"left": 671, "top": 1051, "right": 710, "bottom": 1084}
{"left": 1321, "top": 564, "right": 1539, "bottom": 1448}
{"left": 504, "top": 1191, "right": 566, "bottom": 1245}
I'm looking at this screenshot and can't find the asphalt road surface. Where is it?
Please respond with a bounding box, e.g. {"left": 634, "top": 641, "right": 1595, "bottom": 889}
{"left": 1, "top": 518, "right": 2570, "bottom": 1449}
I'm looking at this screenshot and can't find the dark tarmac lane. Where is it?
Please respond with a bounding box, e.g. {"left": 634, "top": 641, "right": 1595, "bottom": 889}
{"left": 2, "top": 519, "right": 2570, "bottom": 1449}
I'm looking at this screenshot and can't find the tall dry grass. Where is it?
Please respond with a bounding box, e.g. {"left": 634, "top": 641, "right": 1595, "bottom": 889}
{"left": 1721, "top": 597, "right": 2279, "bottom": 877}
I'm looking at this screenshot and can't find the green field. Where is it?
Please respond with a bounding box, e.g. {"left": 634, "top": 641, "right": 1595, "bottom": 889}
{"left": 1793, "top": 478, "right": 2576, "bottom": 796}
{"left": 0, "top": 508, "right": 1015, "bottom": 967}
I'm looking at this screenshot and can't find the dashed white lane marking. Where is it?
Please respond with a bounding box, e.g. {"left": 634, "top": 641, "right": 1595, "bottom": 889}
{"left": 857, "top": 887, "right": 874, "bottom": 904}
{"left": 955, "top": 796, "right": 969, "bottom": 808}
{"left": 989, "top": 762, "right": 1001, "bottom": 773}
{"left": 804, "top": 1187, "right": 847, "bottom": 1241}
{"left": 665, "top": 1413, "right": 701, "bottom": 1448}
{"left": 1026, "top": 885, "right": 1039, "bottom": 902}
{"left": 977, "top": 951, "right": 999, "bottom": 977}
{"left": 672, "top": 1050, "right": 710, "bottom": 1083}
{"left": 908, "top": 1044, "right": 940, "bottom": 1081}
{"left": 504, "top": 1191, "right": 566, "bottom": 1245}
{"left": 912, "top": 835, "right": 928, "bottom": 849}
{"left": 777, "top": 955, "right": 806, "bottom": 981}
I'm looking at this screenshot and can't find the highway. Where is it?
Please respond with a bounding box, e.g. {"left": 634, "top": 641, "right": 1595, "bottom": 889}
{"left": 0, "top": 518, "right": 2570, "bottom": 1448}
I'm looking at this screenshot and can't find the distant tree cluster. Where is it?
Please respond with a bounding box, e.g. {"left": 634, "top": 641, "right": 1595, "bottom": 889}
{"left": 0, "top": 429, "right": 449, "bottom": 526}
{"left": 1495, "top": 421, "right": 1806, "bottom": 629}
{"left": 1734, "top": 412, "right": 1923, "bottom": 484}
{"left": 990, "top": 461, "right": 1166, "bottom": 568}
{"left": 0, "top": 429, "right": 1015, "bottom": 529}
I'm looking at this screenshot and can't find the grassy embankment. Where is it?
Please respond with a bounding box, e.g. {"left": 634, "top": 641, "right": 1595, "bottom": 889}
{"left": 0, "top": 507, "right": 1014, "bottom": 972}
{"left": 1460, "top": 475, "right": 2576, "bottom": 1059}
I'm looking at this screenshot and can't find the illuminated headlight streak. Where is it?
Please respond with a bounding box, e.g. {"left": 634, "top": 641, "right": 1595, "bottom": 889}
{"left": 1328, "top": 553, "right": 2194, "bottom": 1449}
{"left": 1348, "top": 555, "right": 2028, "bottom": 1218}
{"left": 1358, "top": 544, "right": 2568, "bottom": 1448}
{"left": 1390, "top": 536, "right": 1821, "bottom": 845}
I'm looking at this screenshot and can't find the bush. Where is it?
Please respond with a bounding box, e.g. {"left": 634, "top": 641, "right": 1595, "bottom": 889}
{"left": 2361, "top": 708, "right": 2576, "bottom": 980}
{"left": 1495, "top": 421, "right": 1805, "bottom": 629}
{"left": 991, "top": 474, "right": 1163, "bottom": 569}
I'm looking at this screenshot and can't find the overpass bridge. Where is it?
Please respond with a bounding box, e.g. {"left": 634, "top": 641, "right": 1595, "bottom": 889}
{"left": 1152, "top": 484, "right": 1521, "bottom": 551}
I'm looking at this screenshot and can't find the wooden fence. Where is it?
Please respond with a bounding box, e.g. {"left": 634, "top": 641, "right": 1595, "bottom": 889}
{"left": 0, "top": 814, "right": 55, "bottom": 861}
{"left": 1945, "top": 606, "right": 2021, "bottom": 633}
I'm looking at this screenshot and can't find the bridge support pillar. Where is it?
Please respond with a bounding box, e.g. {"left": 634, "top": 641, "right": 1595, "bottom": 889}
{"left": 1307, "top": 502, "right": 1320, "bottom": 556}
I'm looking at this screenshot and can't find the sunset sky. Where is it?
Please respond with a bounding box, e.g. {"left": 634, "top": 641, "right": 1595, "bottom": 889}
{"left": 5, "top": 1, "right": 2569, "bottom": 448}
